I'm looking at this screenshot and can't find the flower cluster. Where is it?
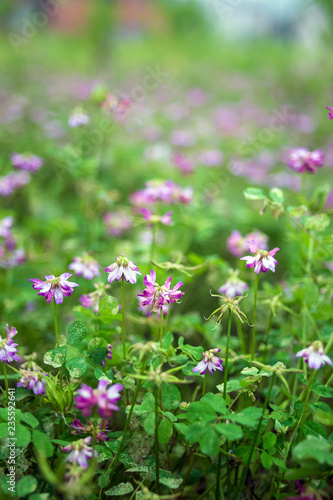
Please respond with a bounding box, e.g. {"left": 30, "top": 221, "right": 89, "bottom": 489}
{"left": 79, "top": 282, "right": 111, "bottom": 314}
{"left": 68, "top": 109, "right": 90, "bottom": 127}
{"left": 0, "top": 216, "right": 26, "bottom": 269}
{"left": 0, "top": 324, "right": 20, "bottom": 364}
{"left": 193, "top": 349, "right": 223, "bottom": 375}
{"left": 11, "top": 153, "right": 43, "bottom": 173}
{"left": 130, "top": 179, "right": 193, "bottom": 207}
{"left": 75, "top": 380, "right": 123, "bottom": 418}
{"left": 62, "top": 437, "right": 97, "bottom": 468}
{"left": 138, "top": 270, "right": 184, "bottom": 313}
{"left": 241, "top": 241, "right": 279, "bottom": 274}
{"left": 296, "top": 341, "right": 332, "bottom": 370}
{"left": 227, "top": 229, "right": 268, "bottom": 257}
{"left": 17, "top": 370, "right": 47, "bottom": 395}
{"left": 29, "top": 273, "right": 79, "bottom": 304}
{"left": 0, "top": 171, "right": 30, "bottom": 197}
{"left": 105, "top": 255, "right": 141, "bottom": 284}
{"left": 103, "top": 210, "right": 132, "bottom": 237}
{"left": 69, "top": 252, "right": 101, "bottom": 280}
{"left": 287, "top": 148, "right": 324, "bottom": 173}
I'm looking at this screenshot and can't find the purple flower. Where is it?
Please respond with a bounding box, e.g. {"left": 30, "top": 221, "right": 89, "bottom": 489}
{"left": 141, "top": 208, "right": 172, "bottom": 226}
{"left": 17, "top": 370, "right": 47, "bottom": 395}
{"left": 218, "top": 270, "right": 248, "bottom": 298}
{"left": 241, "top": 243, "right": 279, "bottom": 274}
{"left": 198, "top": 149, "right": 224, "bottom": 167}
{"left": 138, "top": 270, "right": 184, "bottom": 312}
{"left": 137, "top": 292, "right": 171, "bottom": 317}
{"left": 193, "top": 349, "right": 223, "bottom": 375}
{"left": 11, "top": 153, "right": 43, "bottom": 173}
{"left": 130, "top": 180, "right": 193, "bottom": 207}
{"left": 170, "top": 130, "right": 195, "bottom": 148}
{"left": 69, "top": 253, "right": 100, "bottom": 280}
{"left": 103, "top": 211, "right": 132, "bottom": 237}
{"left": 227, "top": 230, "right": 268, "bottom": 257}
{"left": 0, "top": 171, "right": 30, "bottom": 197}
{"left": 326, "top": 106, "right": 333, "bottom": 119}
{"left": 79, "top": 282, "right": 111, "bottom": 314}
{"left": 105, "top": 255, "right": 141, "bottom": 284}
{"left": 296, "top": 341, "right": 332, "bottom": 370}
{"left": 0, "top": 324, "right": 20, "bottom": 364}
{"left": 0, "top": 217, "right": 14, "bottom": 238}
{"left": 173, "top": 152, "right": 194, "bottom": 174}
{"left": 71, "top": 418, "right": 110, "bottom": 442}
{"left": 29, "top": 273, "right": 79, "bottom": 304}
{"left": 287, "top": 148, "right": 324, "bottom": 173}
{"left": 62, "top": 437, "right": 97, "bottom": 468}
{"left": 75, "top": 380, "right": 123, "bottom": 418}
{"left": 101, "top": 344, "right": 113, "bottom": 367}
{"left": 68, "top": 109, "right": 90, "bottom": 128}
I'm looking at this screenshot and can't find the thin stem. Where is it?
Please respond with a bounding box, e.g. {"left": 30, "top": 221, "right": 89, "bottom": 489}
{"left": 155, "top": 384, "right": 160, "bottom": 494}
{"left": 223, "top": 309, "right": 232, "bottom": 400}
{"left": 3, "top": 364, "right": 8, "bottom": 404}
{"left": 236, "top": 372, "right": 276, "bottom": 499}
{"left": 202, "top": 371, "right": 207, "bottom": 398}
{"left": 150, "top": 223, "right": 156, "bottom": 263}
{"left": 54, "top": 302, "right": 59, "bottom": 348}
{"left": 264, "top": 310, "right": 273, "bottom": 363}
{"left": 251, "top": 273, "right": 259, "bottom": 363}
{"left": 306, "top": 234, "right": 314, "bottom": 275}
{"left": 121, "top": 278, "right": 126, "bottom": 361}
{"left": 236, "top": 320, "right": 246, "bottom": 355}
{"left": 215, "top": 449, "right": 222, "bottom": 500}
{"left": 179, "top": 450, "right": 195, "bottom": 497}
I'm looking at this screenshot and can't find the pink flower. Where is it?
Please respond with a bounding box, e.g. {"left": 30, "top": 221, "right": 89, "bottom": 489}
{"left": 326, "top": 106, "right": 333, "bottom": 119}
{"left": 241, "top": 245, "right": 279, "bottom": 274}
{"left": 0, "top": 171, "right": 30, "bottom": 197}
{"left": 103, "top": 211, "right": 132, "bottom": 237}
{"left": 138, "top": 270, "right": 184, "bottom": 312}
{"left": 137, "top": 293, "right": 171, "bottom": 317}
{"left": 17, "top": 370, "right": 47, "bottom": 395}
{"left": 141, "top": 208, "right": 172, "bottom": 226}
{"left": 0, "top": 324, "right": 20, "bottom": 364}
{"left": 11, "top": 153, "right": 43, "bottom": 173}
{"left": 0, "top": 217, "right": 14, "bottom": 239}
{"left": 68, "top": 109, "right": 90, "bottom": 127}
{"left": 105, "top": 255, "right": 141, "bottom": 285}
{"left": 71, "top": 418, "right": 110, "bottom": 442}
{"left": 227, "top": 230, "right": 268, "bottom": 257}
{"left": 69, "top": 253, "right": 100, "bottom": 280}
{"left": 193, "top": 349, "right": 223, "bottom": 375}
{"left": 173, "top": 152, "right": 194, "bottom": 174}
{"left": 29, "top": 273, "right": 79, "bottom": 304}
{"left": 218, "top": 270, "right": 248, "bottom": 298}
{"left": 75, "top": 380, "right": 123, "bottom": 418}
{"left": 130, "top": 180, "right": 193, "bottom": 207}
{"left": 62, "top": 437, "right": 97, "bottom": 468}
{"left": 198, "top": 149, "right": 224, "bottom": 167}
{"left": 287, "top": 148, "right": 325, "bottom": 173}
{"left": 79, "top": 282, "right": 111, "bottom": 314}
{"left": 296, "top": 341, "right": 332, "bottom": 370}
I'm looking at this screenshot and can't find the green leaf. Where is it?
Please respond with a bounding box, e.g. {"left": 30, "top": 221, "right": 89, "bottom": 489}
{"left": 162, "top": 331, "right": 174, "bottom": 349}
{"left": 263, "top": 431, "right": 277, "bottom": 450}
{"left": 229, "top": 407, "right": 262, "bottom": 427}
{"left": 68, "top": 320, "right": 88, "bottom": 345}
{"left": 73, "top": 305, "right": 96, "bottom": 319}
{"left": 269, "top": 188, "right": 284, "bottom": 203}
{"left": 215, "top": 423, "right": 243, "bottom": 441}
{"left": 33, "top": 430, "right": 54, "bottom": 458}
{"left": 143, "top": 413, "right": 155, "bottom": 435}
{"left": 66, "top": 356, "right": 88, "bottom": 378}
{"left": 184, "top": 421, "right": 207, "bottom": 442}
{"left": 43, "top": 346, "right": 67, "bottom": 368}
{"left": 178, "top": 343, "right": 204, "bottom": 361}
{"left": 261, "top": 451, "right": 273, "bottom": 469}
{"left": 16, "top": 476, "right": 37, "bottom": 497}
{"left": 21, "top": 413, "right": 39, "bottom": 429}
{"left": 303, "top": 420, "right": 327, "bottom": 438}
{"left": 88, "top": 337, "right": 108, "bottom": 365}
{"left": 28, "top": 494, "right": 49, "bottom": 500}
{"left": 0, "top": 422, "right": 9, "bottom": 439}
{"left": 304, "top": 213, "right": 330, "bottom": 232}
{"left": 186, "top": 401, "right": 218, "bottom": 423}
{"left": 15, "top": 425, "right": 31, "bottom": 447}
{"left": 287, "top": 205, "right": 308, "bottom": 217}
{"left": 134, "top": 393, "right": 155, "bottom": 415}
{"left": 0, "top": 408, "right": 21, "bottom": 422}
{"left": 147, "top": 469, "right": 183, "bottom": 489}
{"left": 158, "top": 417, "right": 173, "bottom": 444}
{"left": 161, "top": 384, "right": 181, "bottom": 410}
{"left": 98, "top": 471, "right": 111, "bottom": 488}
{"left": 202, "top": 393, "right": 227, "bottom": 414}
{"left": 199, "top": 427, "right": 220, "bottom": 456}
{"left": 217, "top": 379, "right": 242, "bottom": 393}
{"left": 314, "top": 411, "right": 333, "bottom": 427}
{"left": 98, "top": 296, "right": 119, "bottom": 323}
{"left": 105, "top": 482, "right": 134, "bottom": 496}
{"left": 243, "top": 187, "right": 267, "bottom": 200}
{"left": 312, "top": 384, "right": 333, "bottom": 398}
{"left": 293, "top": 436, "right": 333, "bottom": 466}
{"left": 272, "top": 457, "right": 287, "bottom": 471}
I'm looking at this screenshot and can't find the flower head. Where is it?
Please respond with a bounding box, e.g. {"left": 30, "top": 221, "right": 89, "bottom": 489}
{"left": 287, "top": 148, "right": 324, "bottom": 173}
{"left": 105, "top": 255, "right": 141, "bottom": 284}
{"left": 138, "top": 270, "right": 184, "bottom": 313}
{"left": 75, "top": 380, "right": 123, "bottom": 418}
{"left": 326, "top": 106, "right": 333, "bottom": 119}
{"left": 193, "top": 349, "right": 223, "bottom": 375}
{"left": 29, "top": 273, "right": 79, "bottom": 304}
{"left": 296, "top": 341, "right": 332, "bottom": 370}
{"left": 62, "top": 437, "right": 97, "bottom": 468}
{"left": 0, "top": 324, "right": 20, "bottom": 364}
{"left": 71, "top": 418, "right": 110, "bottom": 442}
{"left": 69, "top": 253, "right": 100, "bottom": 280}
{"left": 101, "top": 344, "right": 113, "bottom": 367}
{"left": 241, "top": 244, "right": 279, "bottom": 274}
{"left": 17, "top": 370, "right": 47, "bottom": 395}
{"left": 218, "top": 270, "right": 248, "bottom": 298}
{"left": 68, "top": 109, "right": 90, "bottom": 128}
{"left": 103, "top": 211, "right": 132, "bottom": 237}
{"left": 227, "top": 230, "right": 268, "bottom": 257}
{"left": 11, "top": 153, "right": 43, "bottom": 173}
{"left": 0, "top": 216, "right": 14, "bottom": 239}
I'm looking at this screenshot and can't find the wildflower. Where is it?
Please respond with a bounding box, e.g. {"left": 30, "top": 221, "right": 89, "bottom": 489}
{"left": 17, "top": 370, "right": 47, "bottom": 395}
{"left": 0, "top": 171, "right": 30, "bottom": 197}
{"left": 130, "top": 180, "right": 193, "bottom": 207}
{"left": 0, "top": 324, "right": 20, "bottom": 364}
{"left": 227, "top": 230, "right": 268, "bottom": 257}
{"left": 138, "top": 270, "right": 184, "bottom": 312}
{"left": 75, "top": 380, "right": 123, "bottom": 418}
{"left": 79, "top": 282, "right": 111, "bottom": 314}
{"left": 137, "top": 293, "right": 171, "bottom": 317}
{"left": 287, "top": 148, "right": 324, "bottom": 173}
{"left": 141, "top": 208, "right": 172, "bottom": 226}
{"left": 198, "top": 149, "right": 224, "bottom": 167}
{"left": 326, "top": 106, "right": 333, "bottom": 119}
{"left": 62, "top": 437, "right": 97, "bottom": 468}
{"left": 170, "top": 130, "right": 195, "bottom": 147}
{"left": 19, "top": 352, "right": 39, "bottom": 371}
{"left": 207, "top": 293, "right": 249, "bottom": 325}
{"left": 68, "top": 109, "right": 90, "bottom": 128}
{"left": 103, "top": 211, "right": 132, "bottom": 237}
{"left": 105, "top": 255, "right": 141, "bottom": 284}
{"left": 69, "top": 252, "right": 100, "bottom": 280}
{"left": 0, "top": 216, "right": 14, "bottom": 238}
{"left": 71, "top": 419, "right": 110, "bottom": 442}
{"left": 241, "top": 241, "right": 279, "bottom": 274}
{"left": 193, "top": 349, "right": 223, "bottom": 375}
{"left": 101, "top": 344, "right": 113, "bottom": 367}
{"left": 29, "top": 273, "right": 79, "bottom": 304}
{"left": 11, "top": 153, "right": 43, "bottom": 173}
{"left": 218, "top": 270, "right": 248, "bottom": 298}
{"left": 296, "top": 341, "right": 332, "bottom": 369}
{"left": 173, "top": 152, "right": 194, "bottom": 174}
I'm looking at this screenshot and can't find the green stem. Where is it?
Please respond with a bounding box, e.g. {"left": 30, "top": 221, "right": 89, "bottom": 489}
{"left": 202, "top": 371, "right": 207, "bottom": 398}
{"left": 121, "top": 278, "right": 126, "bottom": 361}
{"left": 236, "top": 372, "right": 276, "bottom": 499}
{"left": 223, "top": 310, "right": 232, "bottom": 400}
{"left": 264, "top": 310, "right": 273, "bottom": 363}
{"left": 215, "top": 449, "right": 222, "bottom": 500}
{"left": 306, "top": 234, "right": 314, "bottom": 275}
{"left": 179, "top": 450, "right": 195, "bottom": 496}
{"left": 150, "top": 223, "right": 156, "bottom": 263}
{"left": 3, "top": 364, "right": 8, "bottom": 404}
{"left": 159, "top": 310, "right": 164, "bottom": 351}
{"left": 54, "top": 302, "right": 59, "bottom": 348}
{"left": 251, "top": 273, "right": 259, "bottom": 363}
{"left": 155, "top": 384, "right": 160, "bottom": 494}
{"left": 236, "top": 320, "right": 246, "bottom": 355}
